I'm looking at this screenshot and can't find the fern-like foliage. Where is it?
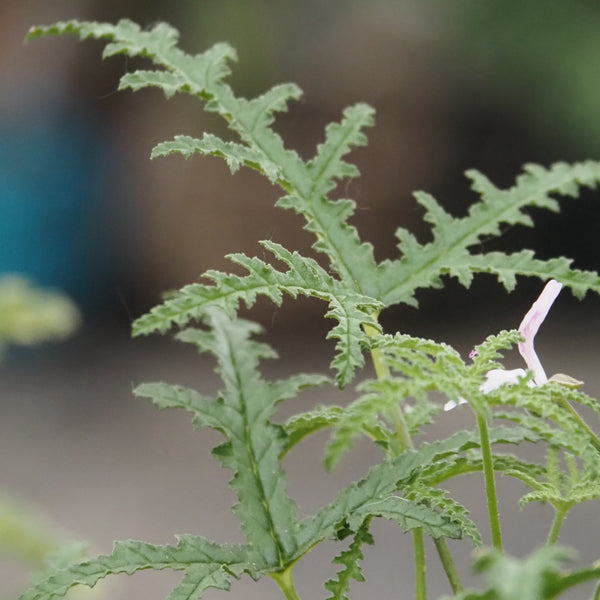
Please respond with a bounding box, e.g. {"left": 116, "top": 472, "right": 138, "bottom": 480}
{"left": 377, "top": 163, "right": 600, "bottom": 307}
{"left": 19, "top": 309, "right": 483, "bottom": 600}
{"left": 28, "top": 20, "right": 600, "bottom": 388}
{"left": 137, "top": 309, "right": 316, "bottom": 569}
{"left": 324, "top": 518, "right": 373, "bottom": 600}
{"left": 18, "top": 536, "right": 251, "bottom": 600}
{"left": 23, "top": 16, "right": 600, "bottom": 600}
{"left": 133, "top": 240, "right": 381, "bottom": 387}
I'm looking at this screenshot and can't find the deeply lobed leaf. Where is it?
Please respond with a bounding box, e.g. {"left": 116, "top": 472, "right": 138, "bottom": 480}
{"left": 376, "top": 161, "right": 600, "bottom": 307}
{"left": 19, "top": 536, "right": 251, "bottom": 600}
{"left": 133, "top": 241, "right": 381, "bottom": 387}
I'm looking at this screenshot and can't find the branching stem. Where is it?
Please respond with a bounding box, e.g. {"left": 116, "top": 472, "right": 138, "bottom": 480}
{"left": 270, "top": 566, "right": 302, "bottom": 600}
{"left": 547, "top": 503, "right": 570, "bottom": 545}
{"left": 363, "top": 312, "right": 464, "bottom": 599}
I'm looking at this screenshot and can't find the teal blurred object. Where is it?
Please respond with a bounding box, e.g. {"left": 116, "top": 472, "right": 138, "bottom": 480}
{"left": 0, "top": 102, "right": 116, "bottom": 310}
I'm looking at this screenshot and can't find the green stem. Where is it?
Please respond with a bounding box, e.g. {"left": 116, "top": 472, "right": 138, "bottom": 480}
{"left": 364, "top": 314, "right": 470, "bottom": 600}
{"left": 270, "top": 566, "right": 302, "bottom": 600}
{"left": 556, "top": 397, "right": 600, "bottom": 454}
{"left": 476, "top": 413, "right": 503, "bottom": 550}
{"left": 547, "top": 503, "right": 570, "bottom": 546}
{"left": 365, "top": 316, "right": 428, "bottom": 599}
{"left": 433, "top": 537, "right": 463, "bottom": 594}
{"left": 413, "top": 527, "right": 427, "bottom": 600}
{"left": 364, "top": 316, "right": 413, "bottom": 452}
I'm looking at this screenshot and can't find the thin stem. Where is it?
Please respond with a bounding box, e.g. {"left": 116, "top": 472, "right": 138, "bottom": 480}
{"left": 363, "top": 315, "right": 413, "bottom": 452}
{"left": 555, "top": 397, "right": 600, "bottom": 454}
{"left": 270, "top": 566, "right": 302, "bottom": 600}
{"left": 434, "top": 537, "right": 463, "bottom": 594}
{"left": 547, "top": 503, "right": 570, "bottom": 545}
{"left": 365, "top": 315, "right": 428, "bottom": 599}
{"left": 413, "top": 527, "right": 427, "bottom": 600}
{"left": 476, "top": 412, "right": 503, "bottom": 550}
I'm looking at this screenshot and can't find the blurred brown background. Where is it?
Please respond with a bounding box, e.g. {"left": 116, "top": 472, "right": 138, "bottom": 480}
{"left": 2, "top": 1, "right": 600, "bottom": 599}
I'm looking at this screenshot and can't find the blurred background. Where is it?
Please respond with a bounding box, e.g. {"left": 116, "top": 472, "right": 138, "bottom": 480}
{"left": 2, "top": 1, "right": 600, "bottom": 599}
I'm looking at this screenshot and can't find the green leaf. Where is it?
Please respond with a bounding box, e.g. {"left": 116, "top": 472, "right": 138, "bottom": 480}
{"left": 324, "top": 519, "right": 373, "bottom": 600}
{"left": 151, "top": 134, "right": 281, "bottom": 182}
{"left": 290, "top": 103, "right": 379, "bottom": 288}
{"left": 324, "top": 333, "right": 465, "bottom": 468}
{"left": 132, "top": 241, "right": 381, "bottom": 387}
{"left": 450, "top": 546, "right": 577, "bottom": 600}
{"left": 463, "top": 250, "right": 600, "bottom": 296}
{"left": 18, "top": 536, "right": 250, "bottom": 600}
{"left": 347, "top": 497, "right": 462, "bottom": 540}
{"left": 402, "top": 484, "right": 481, "bottom": 546}
{"left": 376, "top": 161, "right": 600, "bottom": 307}
{"left": 138, "top": 309, "right": 301, "bottom": 567}
{"left": 282, "top": 405, "right": 344, "bottom": 456}
{"left": 298, "top": 429, "right": 514, "bottom": 555}
{"left": 28, "top": 20, "right": 236, "bottom": 96}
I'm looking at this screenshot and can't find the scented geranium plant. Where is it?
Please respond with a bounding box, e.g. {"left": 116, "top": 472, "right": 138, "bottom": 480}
{"left": 20, "top": 19, "right": 600, "bottom": 600}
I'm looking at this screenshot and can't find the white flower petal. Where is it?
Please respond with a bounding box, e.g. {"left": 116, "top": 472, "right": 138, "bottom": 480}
{"left": 479, "top": 368, "right": 529, "bottom": 394}
{"left": 517, "top": 280, "right": 562, "bottom": 385}
{"left": 444, "top": 397, "right": 468, "bottom": 411}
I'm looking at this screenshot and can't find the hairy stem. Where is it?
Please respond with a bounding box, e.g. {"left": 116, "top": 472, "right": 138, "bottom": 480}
{"left": 270, "top": 566, "right": 302, "bottom": 600}
{"left": 413, "top": 527, "right": 427, "bottom": 600}
{"left": 363, "top": 313, "right": 468, "bottom": 600}
{"left": 433, "top": 537, "right": 463, "bottom": 594}
{"left": 476, "top": 413, "right": 503, "bottom": 550}
{"left": 365, "top": 315, "right": 429, "bottom": 598}
{"left": 363, "top": 315, "right": 413, "bottom": 452}
{"left": 547, "top": 503, "right": 570, "bottom": 545}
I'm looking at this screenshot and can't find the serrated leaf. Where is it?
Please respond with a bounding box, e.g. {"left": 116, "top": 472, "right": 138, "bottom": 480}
{"left": 324, "top": 519, "right": 373, "bottom": 600}
{"left": 451, "top": 546, "right": 577, "bottom": 600}
{"left": 403, "top": 484, "right": 482, "bottom": 546}
{"left": 132, "top": 241, "right": 381, "bottom": 387}
{"left": 347, "top": 497, "right": 462, "bottom": 539}
{"left": 298, "top": 428, "right": 521, "bottom": 555}
{"left": 19, "top": 536, "right": 250, "bottom": 600}
{"left": 377, "top": 161, "right": 600, "bottom": 307}
{"left": 151, "top": 134, "right": 281, "bottom": 182}
{"left": 277, "top": 102, "right": 379, "bottom": 290}
{"left": 282, "top": 405, "right": 344, "bottom": 456}
{"left": 325, "top": 333, "right": 465, "bottom": 468}
{"left": 138, "top": 309, "right": 301, "bottom": 567}
{"left": 120, "top": 70, "right": 186, "bottom": 98}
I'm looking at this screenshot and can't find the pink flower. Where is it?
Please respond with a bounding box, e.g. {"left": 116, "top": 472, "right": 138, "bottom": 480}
{"left": 517, "top": 279, "right": 562, "bottom": 385}
{"left": 444, "top": 280, "right": 563, "bottom": 410}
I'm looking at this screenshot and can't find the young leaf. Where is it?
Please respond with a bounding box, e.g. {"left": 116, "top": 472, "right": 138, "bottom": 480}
{"left": 324, "top": 333, "right": 465, "bottom": 468}
{"left": 28, "top": 20, "right": 376, "bottom": 290}
{"left": 282, "top": 405, "right": 344, "bottom": 456}
{"left": 450, "top": 545, "right": 577, "bottom": 600}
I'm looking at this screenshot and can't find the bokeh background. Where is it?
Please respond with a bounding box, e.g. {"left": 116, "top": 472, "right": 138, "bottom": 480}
{"left": 2, "top": 1, "right": 600, "bottom": 599}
